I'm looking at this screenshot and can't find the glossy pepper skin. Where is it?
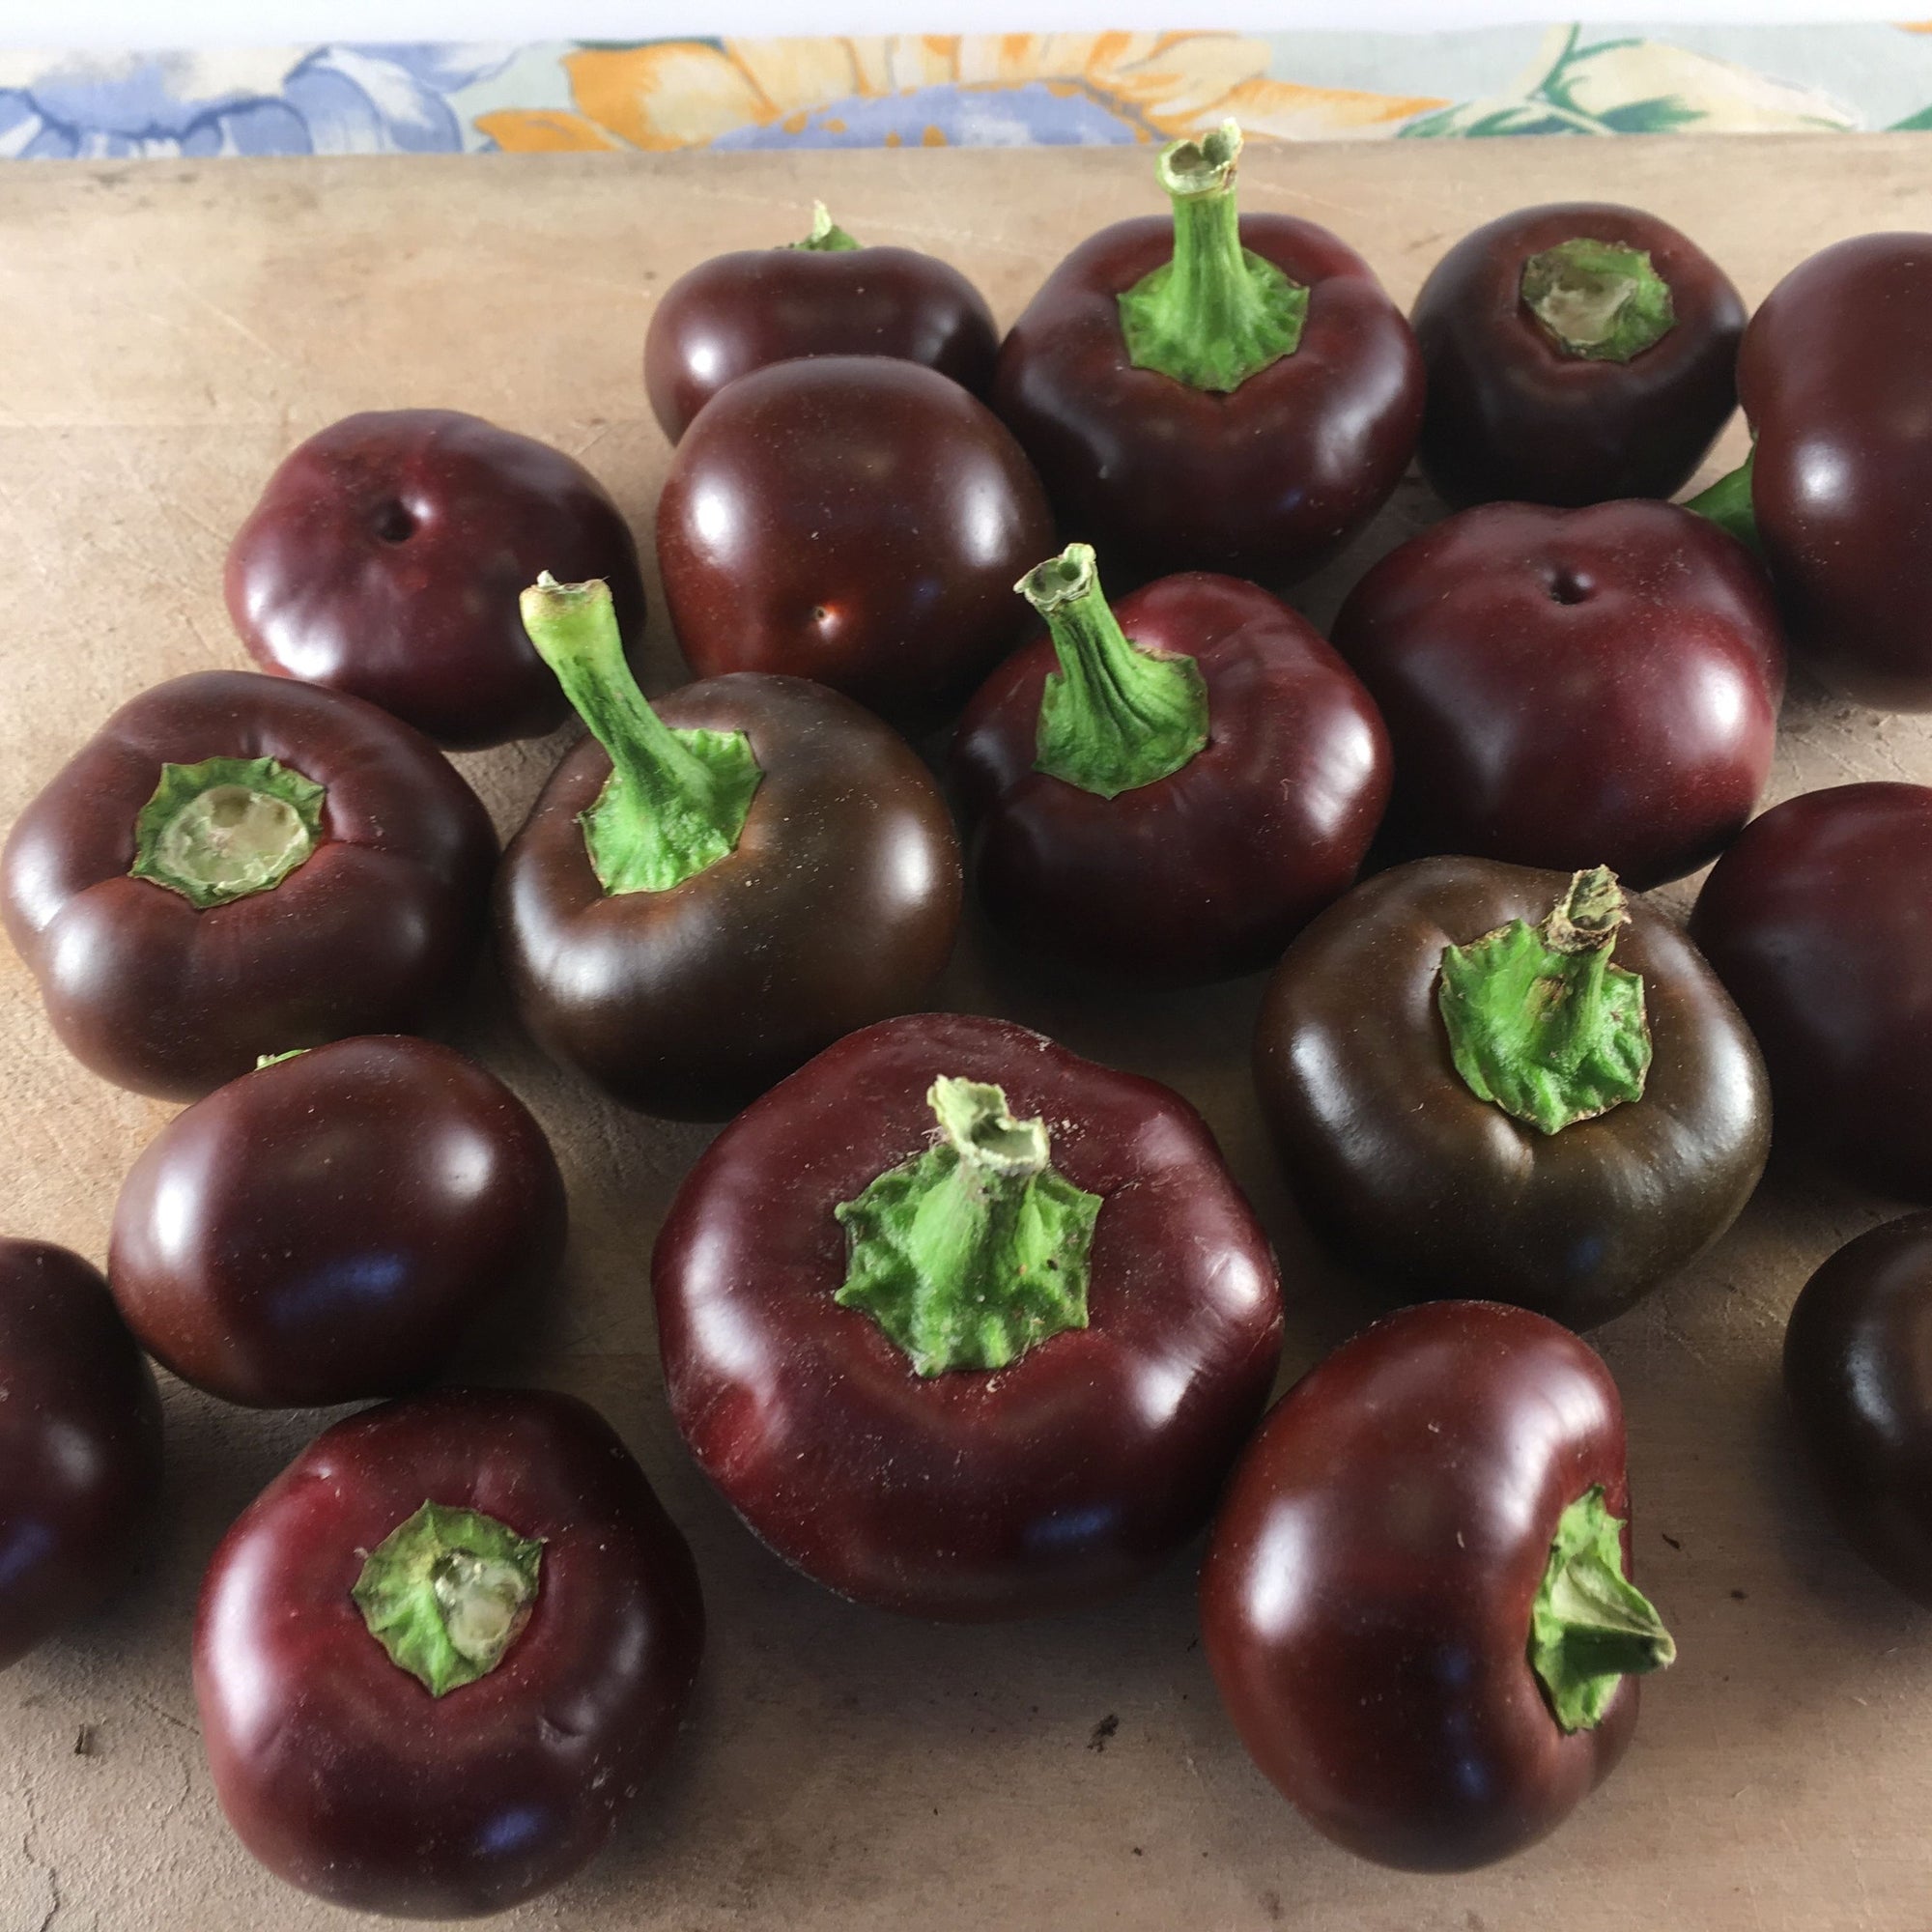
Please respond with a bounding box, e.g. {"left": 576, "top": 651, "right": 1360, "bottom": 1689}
{"left": 1690, "top": 782, "right": 1932, "bottom": 1200}
{"left": 1733, "top": 234, "right": 1932, "bottom": 710}
{"left": 992, "top": 219, "right": 1421, "bottom": 587}
{"left": 653, "top": 1011, "right": 1282, "bottom": 1619}
{"left": 1411, "top": 203, "right": 1744, "bottom": 508}
{"left": 1, "top": 670, "right": 496, "bottom": 1101}
{"left": 226, "top": 410, "right": 648, "bottom": 749}
{"left": 109, "top": 1037, "right": 566, "bottom": 1407}
{"left": 1202, "top": 1300, "right": 1648, "bottom": 1871}
{"left": 644, "top": 226, "right": 997, "bottom": 442}
{"left": 952, "top": 571, "right": 1390, "bottom": 983}
{"left": 657, "top": 355, "right": 1054, "bottom": 730}
{"left": 0, "top": 1240, "right": 162, "bottom": 1670}
{"left": 1785, "top": 1213, "right": 1932, "bottom": 1605}
{"left": 1255, "top": 857, "right": 1771, "bottom": 1327}
{"left": 1330, "top": 499, "right": 1783, "bottom": 889}
{"left": 498, "top": 672, "right": 960, "bottom": 1120}
{"left": 194, "top": 1387, "right": 703, "bottom": 1918}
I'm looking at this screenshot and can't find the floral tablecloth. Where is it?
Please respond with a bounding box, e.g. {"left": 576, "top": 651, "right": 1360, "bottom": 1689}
{"left": 3, "top": 25, "right": 1931, "bottom": 159}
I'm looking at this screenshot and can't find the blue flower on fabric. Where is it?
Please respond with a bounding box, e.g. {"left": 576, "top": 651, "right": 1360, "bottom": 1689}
{"left": 711, "top": 81, "right": 1147, "bottom": 150}
{"left": 0, "top": 45, "right": 513, "bottom": 158}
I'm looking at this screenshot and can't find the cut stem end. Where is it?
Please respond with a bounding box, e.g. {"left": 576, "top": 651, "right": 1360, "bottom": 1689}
{"left": 520, "top": 573, "right": 760, "bottom": 895}
{"left": 128, "top": 755, "right": 326, "bottom": 910}
{"left": 1529, "top": 1486, "right": 1675, "bottom": 1733}
{"left": 1520, "top": 237, "right": 1676, "bottom": 363}
{"left": 789, "top": 200, "right": 861, "bottom": 252}
{"left": 1437, "top": 867, "right": 1653, "bottom": 1135}
{"left": 1025, "top": 543, "right": 1209, "bottom": 800}
{"left": 1119, "top": 119, "right": 1308, "bottom": 393}
{"left": 351, "top": 1501, "right": 543, "bottom": 1698}
{"left": 833, "top": 1074, "right": 1101, "bottom": 1378}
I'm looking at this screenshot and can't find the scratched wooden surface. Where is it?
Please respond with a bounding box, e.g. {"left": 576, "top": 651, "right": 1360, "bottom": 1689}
{"left": 0, "top": 137, "right": 1926, "bottom": 1932}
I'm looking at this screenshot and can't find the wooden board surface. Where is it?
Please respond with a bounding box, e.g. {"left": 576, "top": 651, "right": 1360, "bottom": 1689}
{"left": 0, "top": 135, "right": 1928, "bottom": 1932}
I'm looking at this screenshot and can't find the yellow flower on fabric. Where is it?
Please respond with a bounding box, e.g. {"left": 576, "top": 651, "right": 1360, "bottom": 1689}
{"left": 476, "top": 34, "right": 1443, "bottom": 154}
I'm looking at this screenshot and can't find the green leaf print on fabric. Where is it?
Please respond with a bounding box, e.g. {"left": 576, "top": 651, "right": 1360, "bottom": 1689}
{"left": 1400, "top": 24, "right": 1860, "bottom": 139}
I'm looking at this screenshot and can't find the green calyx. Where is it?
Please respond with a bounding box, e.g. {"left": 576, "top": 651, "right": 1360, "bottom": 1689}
{"left": 1437, "top": 866, "right": 1652, "bottom": 1137}
{"left": 787, "top": 200, "right": 861, "bottom": 252}
{"left": 1520, "top": 238, "right": 1676, "bottom": 363}
{"left": 1528, "top": 1486, "right": 1676, "bottom": 1733}
{"left": 520, "top": 574, "right": 761, "bottom": 895}
{"left": 351, "top": 1501, "right": 544, "bottom": 1698}
{"left": 129, "top": 755, "right": 325, "bottom": 910}
{"left": 1686, "top": 447, "right": 1761, "bottom": 558}
{"left": 1022, "top": 544, "right": 1209, "bottom": 800}
{"left": 833, "top": 1076, "right": 1103, "bottom": 1378}
{"left": 1118, "top": 120, "right": 1309, "bottom": 394}
{"left": 254, "top": 1049, "right": 309, "bottom": 1069}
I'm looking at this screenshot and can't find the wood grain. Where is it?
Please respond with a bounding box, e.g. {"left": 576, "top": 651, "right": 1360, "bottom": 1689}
{"left": 0, "top": 136, "right": 1927, "bottom": 1932}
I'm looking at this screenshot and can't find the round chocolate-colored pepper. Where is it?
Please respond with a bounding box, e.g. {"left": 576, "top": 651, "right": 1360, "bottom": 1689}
{"left": 1786, "top": 1212, "right": 1932, "bottom": 1605}
{"left": 0, "top": 1239, "right": 162, "bottom": 1669}
{"left": 1690, "top": 781, "right": 1932, "bottom": 1200}
{"left": 1411, "top": 202, "right": 1744, "bottom": 508}
{"left": 645, "top": 203, "right": 998, "bottom": 441}
{"left": 109, "top": 1037, "right": 566, "bottom": 1407}
{"left": 2, "top": 669, "right": 496, "bottom": 1100}
{"left": 952, "top": 550, "right": 1389, "bottom": 982}
{"left": 657, "top": 355, "right": 1053, "bottom": 730}
{"left": 1202, "top": 1299, "right": 1671, "bottom": 1871}
{"left": 226, "top": 409, "right": 646, "bottom": 749}
{"left": 654, "top": 1010, "right": 1282, "bottom": 1618}
{"left": 498, "top": 577, "right": 960, "bottom": 1120}
{"left": 992, "top": 124, "right": 1422, "bottom": 587}
{"left": 1255, "top": 857, "right": 1770, "bottom": 1327}
{"left": 1715, "top": 235, "right": 1932, "bottom": 709}
{"left": 1330, "top": 498, "right": 1783, "bottom": 888}
{"left": 195, "top": 1388, "right": 703, "bottom": 1917}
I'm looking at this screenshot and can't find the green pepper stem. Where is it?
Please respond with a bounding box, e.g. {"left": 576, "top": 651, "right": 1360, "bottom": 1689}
{"left": 519, "top": 574, "right": 760, "bottom": 896}
{"left": 1117, "top": 121, "right": 1309, "bottom": 393}
{"left": 1520, "top": 238, "right": 1676, "bottom": 362}
{"left": 1685, "top": 447, "right": 1760, "bottom": 557}
{"left": 1436, "top": 867, "right": 1653, "bottom": 1136}
{"left": 1021, "top": 544, "right": 1209, "bottom": 800}
{"left": 1528, "top": 1487, "right": 1676, "bottom": 1733}
{"left": 789, "top": 200, "right": 860, "bottom": 252}
{"left": 833, "top": 1076, "right": 1101, "bottom": 1378}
